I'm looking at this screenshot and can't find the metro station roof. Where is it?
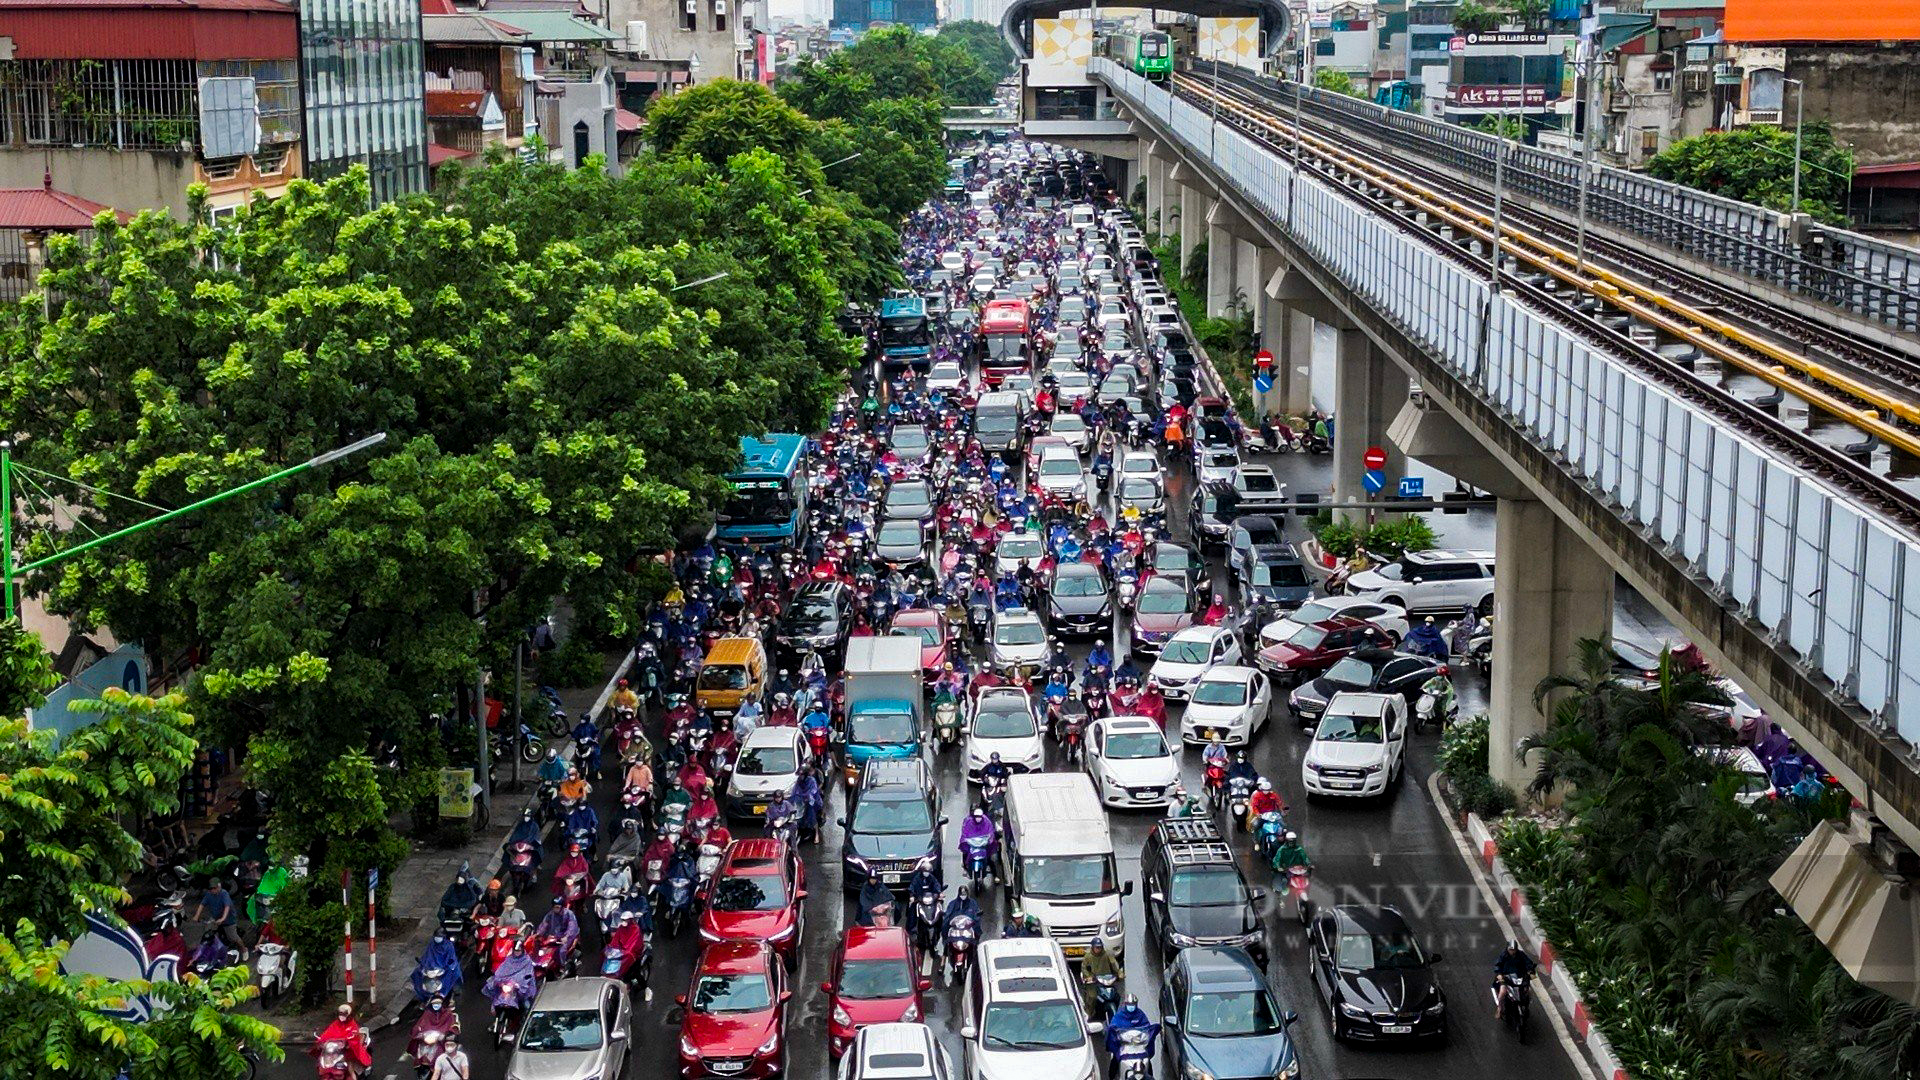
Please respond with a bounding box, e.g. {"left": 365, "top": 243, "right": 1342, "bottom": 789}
{"left": 999, "top": 0, "right": 1292, "bottom": 59}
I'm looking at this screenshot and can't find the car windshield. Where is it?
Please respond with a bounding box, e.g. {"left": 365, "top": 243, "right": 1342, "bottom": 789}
{"left": 1137, "top": 586, "right": 1188, "bottom": 614}
{"left": 1291, "top": 600, "right": 1342, "bottom": 624}
{"left": 1279, "top": 624, "right": 1327, "bottom": 649}
{"left": 1205, "top": 452, "right": 1237, "bottom": 468}
{"left": 1054, "top": 570, "right": 1106, "bottom": 597}
{"left": 1019, "top": 854, "right": 1116, "bottom": 898}
{"left": 1323, "top": 658, "right": 1375, "bottom": 689}
{"left": 1000, "top": 536, "right": 1043, "bottom": 560}
{"left": 839, "top": 957, "right": 915, "bottom": 1000}
{"left": 974, "top": 706, "right": 1036, "bottom": 738}
{"left": 1160, "top": 638, "right": 1211, "bottom": 664}
{"left": 888, "top": 487, "right": 931, "bottom": 514}
{"left": 517, "top": 1008, "right": 604, "bottom": 1052}
{"left": 1121, "top": 478, "right": 1159, "bottom": 501}
{"left": 1254, "top": 563, "right": 1308, "bottom": 588}
{"left": 1337, "top": 928, "right": 1427, "bottom": 971}
{"left": 852, "top": 795, "right": 934, "bottom": 835}
{"left": 738, "top": 746, "right": 797, "bottom": 775}
{"left": 1192, "top": 679, "right": 1248, "bottom": 706}
{"left": 847, "top": 710, "right": 917, "bottom": 746}
{"left": 996, "top": 620, "right": 1045, "bottom": 646}
{"left": 1152, "top": 546, "right": 1192, "bottom": 571}
{"left": 981, "top": 1000, "right": 1087, "bottom": 1051}
{"left": 1040, "top": 457, "right": 1081, "bottom": 477}
{"left": 977, "top": 413, "right": 1019, "bottom": 436}
{"left": 1051, "top": 415, "right": 1085, "bottom": 434}
{"left": 1104, "top": 731, "right": 1167, "bottom": 759}
{"left": 1185, "top": 990, "right": 1284, "bottom": 1038}
{"left": 932, "top": 363, "right": 963, "bottom": 381}
{"left": 1315, "top": 711, "right": 1385, "bottom": 743}
{"left": 711, "top": 873, "right": 785, "bottom": 913}
{"left": 878, "top": 521, "right": 922, "bottom": 547}
{"left": 894, "top": 623, "right": 941, "bottom": 646}
{"left": 892, "top": 427, "right": 928, "bottom": 450}
{"left": 1170, "top": 866, "right": 1248, "bottom": 907}
{"left": 694, "top": 973, "right": 773, "bottom": 1013}
{"left": 699, "top": 664, "right": 750, "bottom": 691}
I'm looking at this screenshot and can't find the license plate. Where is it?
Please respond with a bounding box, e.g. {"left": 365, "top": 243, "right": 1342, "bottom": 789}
{"left": 1130, "top": 788, "right": 1160, "bottom": 799}
{"left": 711, "top": 1062, "right": 746, "bottom": 1073}
{"left": 1202, "top": 728, "right": 1221, "bottom": 740}
{"left": 1326, "top": 782, "right": 1356, "bottom": 790}
{"left": 1062, "top": 944, "right": 1087, "bottom": 957}
{"left": 1381, "top": 1025, "right": 1413, "bottom": 1035}
{"left": 882, "top": 872, "right": 905, "bottom": 884}
{"left": 751, "top": 804, "right": 766, "bottom": 814}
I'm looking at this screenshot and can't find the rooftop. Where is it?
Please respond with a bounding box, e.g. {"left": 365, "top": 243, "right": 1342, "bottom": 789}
{"left": 0, "top": 183, "right": 128, "bottom": 230}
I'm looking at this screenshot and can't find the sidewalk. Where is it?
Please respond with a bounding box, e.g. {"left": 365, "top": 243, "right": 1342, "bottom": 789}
{"left": 262, "top": 647, "right": 634, "bottom": 1044}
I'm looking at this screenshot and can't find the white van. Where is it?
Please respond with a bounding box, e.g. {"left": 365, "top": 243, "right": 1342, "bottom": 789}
{"left": 1068, "top": 203, "right": 1097, "bottom": 232}
{"left": 1003, "top": 773, "right": 1130, "bottom": 956}
{"left": 959, "top": 938, "right": 1101, "bottom": 1080}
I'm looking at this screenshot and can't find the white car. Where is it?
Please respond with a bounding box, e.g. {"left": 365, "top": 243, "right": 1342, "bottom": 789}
{"left": 1118, "top": 450, "right": 1160, "bottom": 485}
{"left": 1344, "top": 549, "right": 1497, "bottom": 616}
{"left": 941, "top": 251, "right": 966, "bottom": 273}
{"left": 1180, "top": 666, "right": 1273, "bottom": 746}
{"left": 995, "top": 532, "right": 1046, "bottom": 579}
{"left": 1034, "top": 445, "right": 1088, "bottom": 500}
{"left": 990, "top": 607, "right": 1049, "bottom": 677}
{"left": 726, "top": 725, "right": 810, "bottom": 820}
{"left": 1052, "top": 370, "right": 1094, "bottom": 406}
{"left": 966, "top": 686, "right": 1045, "bottom": 781}
{"left": 970, "top": 270, "right": 998, "bottom": 297}
{"left": 1148, "top": 626, "right": 1245, "bottom": 702}
{"left": 927, "top": 361, "right": 967, "bottom": 393}
{"left": 1257, "top": 597, "right": 1412, "bottom": 650}
{"left": 1084, "top": 716, "right": 1179, "bottom": 808}
{"left": 1302, "top": 691, "right": 1407, "bottom": 798}
{"left": 1196, "top": 447, "right": 1240, "bottom": 486}
{"left": 1047, "top": 410, "right": 1090, "bottom": 453}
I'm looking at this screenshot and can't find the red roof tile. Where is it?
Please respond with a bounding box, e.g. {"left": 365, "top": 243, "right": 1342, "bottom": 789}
{"left": 424, "top": 89, "right": 489, "bottom": 118}
{"left": 0, "top": 186, "right": 127, "bottom": 230}
{"left": 615, "top": 107, "right": 644, "bottom": 133}
{"left": 428, "top": 143, "right": 478, "bottom": 166}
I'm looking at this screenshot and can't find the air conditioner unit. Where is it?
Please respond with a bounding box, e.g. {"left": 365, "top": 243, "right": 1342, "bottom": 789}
{"left": 684, "top": 0, "right": 696, "bottom": 12}
{"left": 625, "top": 20, "right": 649, "bottom": 54}
{"left": 713, "top": 1, "right": 727, "bottom": 13}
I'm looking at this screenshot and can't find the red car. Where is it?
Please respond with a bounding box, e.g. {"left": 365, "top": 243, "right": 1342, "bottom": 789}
{"left": 699, "top": 838, "right": 806, "bottom": 963}
{"left": 821, "top": 926, "right": 932, "bottom": 1057}
{"left": 889, "top": 609, "right": 949, "bottom": 676}
{"left": 1256, "top": 615, "right": 1382, "bottom": 685}
{"left": 677, "top": 940, "right": 790, "bottom": 1078}
{"left": 1130, "top": 576, "right": 1198, "bottom": 657}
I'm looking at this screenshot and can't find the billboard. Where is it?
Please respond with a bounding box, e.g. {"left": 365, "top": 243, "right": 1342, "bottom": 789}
{"left": 1449, "top": 84, "right": 1549, "bottom": 108}
{"left": 1724, "top": 0, "right": 1920, "bottom": 42}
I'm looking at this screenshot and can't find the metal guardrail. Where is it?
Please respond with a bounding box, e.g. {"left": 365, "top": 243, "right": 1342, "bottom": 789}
{"left": 1094, "top": 56, "right": 1920, "bottom": 754}
{"left": 1205, "top": 64, "right": 1920, "bottom": 336}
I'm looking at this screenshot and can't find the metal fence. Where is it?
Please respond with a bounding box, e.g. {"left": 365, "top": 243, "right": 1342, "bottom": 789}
{"left": 1205, "top": 64, "right": 1920, "bottom": 336}
{"left": 0, "top": 59, "right": 200, "bottom": 151}
{"left": 1096, "top": 56, "right": 1920, "bottom": 751}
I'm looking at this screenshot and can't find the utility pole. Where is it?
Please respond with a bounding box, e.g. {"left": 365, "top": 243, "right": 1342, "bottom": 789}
{"left": 1490, "top": 107, "right": 1507, "bottom": 293}
{"left": 1575, "top": 35, "right": 1597, "bottom": 273}
{"left": 1786, "top": 76, "right": 1805, "bottom": 214}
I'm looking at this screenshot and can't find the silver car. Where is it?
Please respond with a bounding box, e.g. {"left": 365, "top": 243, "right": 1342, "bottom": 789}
{"left": 507, "top": 977, "right": 630, "bottom": 1080}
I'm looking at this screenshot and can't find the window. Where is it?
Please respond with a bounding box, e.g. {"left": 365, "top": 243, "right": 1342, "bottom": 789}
{"left": 682, "top": 0, "right": 698, "bottom": 31}
{"left": 1653, "top": 69, "right": 1673, "bottom": 93}
{"left": 714, "top": 0, "right": 728, "bottom": 32}
{"left": 1640, "top": 127, "right": 1660, "bottom": 157}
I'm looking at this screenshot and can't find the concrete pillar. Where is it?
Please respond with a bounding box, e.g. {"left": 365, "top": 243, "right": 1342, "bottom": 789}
{"left": 1329, "top": 331, "right": 1407, "bottom": 524}
{"left": 1146, "top": 153, "right": 1172, "bottom": 239}
{"left": 1206, "top": 216, "right": 1234, "bottom": 316}
{"left": 1488, "top": 499, "right": 1615, "bottom": 794}
{"left": 1233, "top": 238, "right": 1260, "bottom": 317}
{"left": 1254, "top": 246, "right": 1284, "bottom": 342}
{"left": 1178, "top": 186, "right": 1205, "bottom": 279}
{"left": 1283, "top": 307, "right": 1314, "bottom": 416}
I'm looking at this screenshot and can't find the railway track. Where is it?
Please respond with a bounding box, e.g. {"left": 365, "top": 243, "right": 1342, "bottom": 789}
{"left": 1150, "top": 69, "right": 1920, "bottom": 525}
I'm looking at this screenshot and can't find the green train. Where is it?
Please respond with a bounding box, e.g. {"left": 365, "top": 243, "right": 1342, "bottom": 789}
{"left": 1103, "top": 29, "right": 1173, "bottom": 82}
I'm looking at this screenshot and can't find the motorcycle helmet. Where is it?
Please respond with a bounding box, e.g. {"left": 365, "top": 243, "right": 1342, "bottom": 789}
{"left": 617, "top": 679, "right": 628, "bottom": 689}
{"left": 1089, "top": 938, "right": 1105, "bottom": 953}
{"left": 1256, "top": 778, "right": 1272, "bottom": 792}
{"left": 502, "top": 895, "right": 517, "bottom": 910}
{"left": 1123, "top": 993, "right": 1138, "bottom": 1007}
{"left": 989, "top": 752, "right": 1002, "bottom": 763}
{"left": 1283, "top": 831, "right": 1298, "bottom": 843}
{"left": 545, "top": 748, "right": 559, "bottom": 762}
{"left": 428, "top": 996, "right": 446, "bottom": 1012}
{"left": 336, "top": 1003, "right": 353, "bottom": 1020}
{"left": 1234, "top": 751, "right": 1247, "bottom": 762}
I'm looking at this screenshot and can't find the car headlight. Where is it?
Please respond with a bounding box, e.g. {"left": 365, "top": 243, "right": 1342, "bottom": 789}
{"left": 1096, "top": 604, "right": 1111, "bottom": 618}
{"left": 769, "top": 922, "right": 797, "bottom": 942}
{"left": 699, "top": 927, "right": 723, "bottom": 942}
{"left": 902, "top": 1003, "right": 920, "bottom": 1022}
{"left": 680, "top": 1035, "right": 700, "bottom": 1057}
{"left": 1183, "top": 1064, "right": 1214, "bottom": 1080}
{"left": 1303, "top": 760, "right": 1321, "bottom": 772}
{"left": 1425, "top": 1000, "right": 1446, "bottom": 1015}
{"left": 915, "top": 853, "right": 938, "bottom": 870}
{"left": 1233, "top": 930, "right": 1264, "bottom": 948}
{"left": 1104, "top": 912, "right": 1124, "bottom": 936}
{"left": 846, "top": 854, "right": 870, "bottom": 871}
{"left": 1275, "top": 1063, "right": 1300, "bottom": 1080}
{"left": 832, "top": 1004, "right": 852, "bottom": 1027}
{"left": 1168, "top": 931, "right": 1198, "bottom": 947}
{"left": 757, "top": 1032, "right": 782, "bottom": 1056}
{"left": 1340, "top": 1003, "right": 1368, "bottom": 1018}
{"left": 1362, "top": 764, "right": 1382, "bottom": 774}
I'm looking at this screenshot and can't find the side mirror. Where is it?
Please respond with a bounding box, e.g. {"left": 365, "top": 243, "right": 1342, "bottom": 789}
{"left": 610, "top": 1028, "right": 629, "bottom": 1041}
{"left": 919, "top": 977, "right": 935, "bottom": 991}
{"left": 1428, "top": 952, "right": 1445, "bottom": 963}
{"left": 795, "top": 890, "right": 808, "bottom": 900}
{"left": 837, "top": 817, "right": 848, "bottom": 828}
{"left": 1085, "top": 1020, "right": 1106, "bottom": 1035}
{"left": 960, "top": 1025, "right": 978, "bottom": 1040}
{"left": 780, "top": 989, "right": 793, "bottom": 1002}
{"left": 1283, "top": 1010, "right": 1300, "bottom": 1026}
{"left": 1147, "top": 890, "right": 1165, "bottom": 904}
{"left": 1122, "top": 880, "right": 1135, "bottom": 897}
{"left": 939, "top": 815, "right": 951, "bottom": 826}
{"left": 675, "top": 994, "right": 688, "bottom": 1007}
{"left": 1249, "top": 889, "right": 1267, "bottom": 901}
{"left": 820, "top": 981, "right": 835, "bottom": 994}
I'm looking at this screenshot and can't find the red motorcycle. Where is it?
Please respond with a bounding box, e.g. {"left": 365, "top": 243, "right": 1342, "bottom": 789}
{"left": 805, "top": 724, "right": 831, "bottom": 762}
{"left": 487, "top": 925, "right": 524, "bottom": 974}
{"left": 527, "top": 932, "right": 575, "bottom": 982}
{"left": 468, "top": 914, "right": 498, "bottom": 978}
{"left": 1203, "top": 761, "right": 1228, "bottom": 811}
{"left": 1061, "top": 713, "right": 1086, "bottom": 767}
{"left": 1285, "top": 864, "right": 1313, "bottom": 924}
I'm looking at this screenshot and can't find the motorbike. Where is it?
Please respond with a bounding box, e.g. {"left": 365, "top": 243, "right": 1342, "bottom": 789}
{"left": 1087, "top": 972, "right": 1122, "bottom": 1023}
{"left": 660, "top": 871, "right": 697, "bottom": 938}
{"left": 601, "top": 940, "right": 654, "bottom": 1000}
{"left": 1116, "top": 569, "right": 1138, "bottom": 612}
{"left": 1253, "top": 812, "right": 1287, "bottom": 863}
{"left": 1112, "top": 1023, "right": 1161, "bottom": 1080}
{"left": 696, "top": 842, "right": 725, "bottom": 885}
{"left": 962, "top": 834, "right": 995, "bottom": 892}
{"left": 409, "top": 1028, "right": 449, "bottom": 1080}
{"left": 769, "top": 810, "right": 798, "bottom": 848}
{"left": 528, "top": 933, "right": 576, "bottom": 982}
{"left": 1495, "top": 971, "right": 1532, "bottom": 1041}
{"left": 934, "top": 700, "right": 960, "bottom": 747}
{"left": 1203, "top": 762, "right": 1227, "bottom": 812}
{"left": 492, "top": 723, "right": 545, "bottom": 765}
{"left": 1466, "top": 618, "right": 1494, "bottom": 672}
{"left": 254, "top": 939, "right": 295, "bottom": 1005}
{"left": 1061, "top": 711, "right": 1086, "bottom": 767}
{"left": 592, "top": 883, "right": 627, "bottom": 931}
{"left": 188, "top": 936, "right": 239, "bottom": 980}
{"left": 1284, "top": 863, "right": 1313, "bottom": 925}
{"left": 552, "top": 871, "right": 590, "bottom": 914}
{"left": 488, "top": 988, "right": 529, "bottom": 1049}
{"left": 909, "top": 891, "right": 943, "bottom": 973}
{"left": 1225, "top": 776, "right": 1256, "bottom": 832}
{"left": 1414, "top": 678, "right": 1458, "bottom": 735}
{"left": 312, "top": 1036, "right": 361, "bottom": 1080}
{"left": 944, "top": 913, "right": 978, "bottom": 986}
{"left": 486, "top": 928, "right": 520, "bottom": 974}
{"left": 468, "top": 914, "right": 499, "bottom": 978}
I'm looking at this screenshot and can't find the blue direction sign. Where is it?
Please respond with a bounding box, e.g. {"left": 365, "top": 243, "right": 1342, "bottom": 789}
{"left": 1398, "top": 476, "right": 1425, "bottom": 498}
{"left": 1362, "top": 469, "right": 1387, "bottom": 494}
{"left": 1253, "top": 372, "right": 1274, "bottom": 394}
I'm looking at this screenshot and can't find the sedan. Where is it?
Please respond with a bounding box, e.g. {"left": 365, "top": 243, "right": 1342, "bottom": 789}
{"left": 1254, "top": 616, "right": 1390, "bottom": 685}
{"left": 1149, "top": 541, "right": 1209, "bottom": 594}
{"left": 1025, "top": 435, "right": 1073, "bottom": 478}
{"left": 989, "top": 607, "right": 1049, "bottom": 677}
{"left": 1149, "top": 625, "right": 1245, "bottom": 702}
{"left": 888, "top": 608, "right": 950, "bottom": 676}
{"left": 994, "top": 532, "right": 1047, "bottom": 580}
{"left": 882, "top": 480, "right": 934, "bottom": 526}
{"left": 1231, "top": 466, "right": 1289, "bottom": 515}
{"left": 677, "top": 941, "right": 789, "bottom": 1078}
{"left": 888, "top": 423, "right": 930, "bottom": 465}
{"left": 1257, "top": 597, "right": 1411, "bottom": 650}
{"left": 699, "top": 839, "right": 806, "bottom": 963}
{"left": 1115, "top": 475, "right": 1165, "bottom": 517}
{"left": 1047, "top": 410, "right": 1090, "bottom": 452}
{"left": 927, "top": 361, "right": 966, "bottom": 393}
{"left": 1288, "top": 650, "right": 1446, "bottom": 728}
{"left": 512, "top": 977, "right": 631, "bottom": 1080}
{"left": 1130, "top": 577, "right": 1198, "bottom": 657}
{"left": 726, "top": 727, "right": 810, "bottom": 822}
{"left": 965, "top": 686, "right": 1044, "bottom": 781}
{"left": 1196, "top": 446, "right": 1240, "bottom": 486}
{"left": 822, "top": 927, "right": 931, "bottom": 1058}
{"left": 1308, "top": 906, "right": 1447, "bottom": 1042}
{"left": 1047, "top": 561, "right": 1112, "bottom": 638}
{"left": 874, "top": 518, "right": 931, "bottom": 571}
{"left": 1033, "top": 447, "right": 1088, "bottom": 501}
{"left": 1084, "top": 716, "right": 1179, "bottom": 808}
{"left": 1162, "top": 948, "right": 1300, "bottom": 1080}
{"left": 1180, "top": 666, "right": 1273, "bottom": 747}
{"left": 1118, "top": 450, "right": 1160, "bottom": 485}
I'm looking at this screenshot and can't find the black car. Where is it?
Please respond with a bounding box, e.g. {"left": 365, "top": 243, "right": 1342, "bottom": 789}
{"left": 1308, "top": 905, "right": 1447, "bottom": 1042}
{"left": 1288, "top": 648, "right": 1446, "bottom": 726}
{"left": 1190, "top": 483, "right": 1242, "bottom": 554}
{"left": 1141, "top": 819, "right": 1268, "bottom": 966}
{"left": 1226, "top": 516, "right": 1284, "bottom": 571}
{"left": 1232, "top": 544, "right": 1313, "bottom": 611}
{"left": 1195, "top": 418, "right": 1238, "bottom": 453}
{"left": 1162, "top": 947, "right": 1301, "bottom": 1080}
{"left": 1148, "top": 541, "right": 1209, "bottom": 594}
{"left": 839, "top": 759, "right": 945, "bottom": 894}
{"left": 776, "top": 581, "right": 855, "bottom": 662}
{"left": 1047, "top": 561, "right": 1112, "bottom": 638}
{"left": 1160, "top": 373, "right": 1201, "bottom": 410}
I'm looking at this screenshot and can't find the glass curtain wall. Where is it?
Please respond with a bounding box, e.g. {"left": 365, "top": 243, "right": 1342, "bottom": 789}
{"left": 300, "top": 0, "right": 429, "bottom": 203}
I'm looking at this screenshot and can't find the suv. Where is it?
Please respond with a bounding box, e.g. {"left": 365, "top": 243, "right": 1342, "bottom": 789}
{"left": 959, "top": 938, "right": 1099, "bottom": 1080}
{"left": 1345, "top": 549, "right": 1496, "bottom": 616}
{"left": 1231, "top": 544, "right": 1312, "bottom": 611}
{"left": 841, "top": 759, "right": 944, "bottom": 894}
{"left": 840, "top": 1023, "right": 953, "bottom": 1080}
{"left": 777, "top": 582, "right": 854, "bottom": 663}
{"left": 1189, "top": 483, "right": 1241, "bottom": 553}
{"left": 1302, "top": 691, "right": 1409, "bottom": 798}
{"left": 1141, "top": 819, "right": 1268, "bottom": 965}
{"left": 1230, "top": 465, "right": 1288, "bottom": 515}
{"left": 1226, "top": 517, "right": 1283, "bottom": 571}
{"left": 1160, "top": 948, "right": 1300, "bottom": 1080}
{"left": 1287, "top": 648, "right": 1446, "bottom": 728}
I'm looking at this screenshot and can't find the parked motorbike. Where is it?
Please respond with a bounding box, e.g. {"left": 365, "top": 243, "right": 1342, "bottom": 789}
{"left": 254, "top": 939, "right": 295, "bottom": 1005}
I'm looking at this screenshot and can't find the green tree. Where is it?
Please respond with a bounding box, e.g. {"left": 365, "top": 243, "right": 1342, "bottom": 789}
{"left": 930, "top": 39, "right": 997, "bottom": 106}
{"left": 644, "top": 79, "right": 814, "bottom": 171}
{"left": 1312, "top": 68, "right": 1361, "bottom": 97}
{"left": 936, "top": 20, "right": 1017, "bottom": 82}
{"left": 1454, "top": 0, "right": 1501, "bottom": 31}
{"left": 1646, "top": 122, "right": 1854, "bottom": 225}
{"left": 1472, "top": 113, "right": 1526, "bottom": 140}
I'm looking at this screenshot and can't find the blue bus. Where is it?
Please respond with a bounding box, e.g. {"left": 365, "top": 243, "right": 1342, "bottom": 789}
{"left": 876, "top": 295, "right": 932, "bottom": 371}
{"left": 717, "top": 434, "right": 809, "bottom": 545}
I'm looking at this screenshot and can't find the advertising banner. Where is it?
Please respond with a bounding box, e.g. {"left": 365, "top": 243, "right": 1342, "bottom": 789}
{"left": 1724, "top": 0, "right": 1920, "bottom": 42}
{"left": 1449, "top": 84, "right": 1548, "bottom": 107}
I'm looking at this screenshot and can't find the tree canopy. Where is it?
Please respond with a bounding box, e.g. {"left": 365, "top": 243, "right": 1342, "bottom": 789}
{"left": 936, "top": 20, "right": 1017, "bottom": 85}
{"left": 1646, "top": 121, "right": 1855, "bottom": 225}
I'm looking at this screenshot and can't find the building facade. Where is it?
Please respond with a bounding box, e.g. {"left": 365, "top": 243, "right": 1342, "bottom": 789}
{"left": 0, "top": 0, "right": 304, "bottom": 219}
{"left": 299, "top": 0, "right": 430, "bottom": 202}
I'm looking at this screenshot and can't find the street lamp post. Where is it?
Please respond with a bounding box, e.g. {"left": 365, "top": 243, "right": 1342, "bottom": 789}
{"left": 1786, "top": 76, "right": 1806, "bottom": 214}
{"left": 1, "top": 432, "right": 388, "bottom": 620}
